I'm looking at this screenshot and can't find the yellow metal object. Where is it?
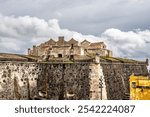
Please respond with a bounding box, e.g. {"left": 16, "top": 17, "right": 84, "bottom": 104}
{"left": 130, "top": 74, "right": 150, "bottom": 100}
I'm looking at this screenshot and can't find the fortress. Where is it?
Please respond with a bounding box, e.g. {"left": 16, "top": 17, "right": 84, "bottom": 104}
{"left": 0, "top": 36, "right": 149, "bottom": 100}
{"left": 28, "top": 36, "right": 112, "bottom": 59}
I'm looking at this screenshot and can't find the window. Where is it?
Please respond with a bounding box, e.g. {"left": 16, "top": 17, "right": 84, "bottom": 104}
{"left": 58, "top": 54, "right": 62, "bottom": 58}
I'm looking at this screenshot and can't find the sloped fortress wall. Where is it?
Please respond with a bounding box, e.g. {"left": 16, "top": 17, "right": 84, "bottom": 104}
{"left": 0, "top": 62, "right": 40, "bottom": 99}
{"left": 37, "top": 63, "right": 92, "bottom": 100}
{"left": 0, "top": 62, "right": 95, "bottom": 100}
{"left": 101, "top": 62, "right": 148, "bottom": 100}
{"left": 0, "top": 60, "right": 148, "bottom": 100}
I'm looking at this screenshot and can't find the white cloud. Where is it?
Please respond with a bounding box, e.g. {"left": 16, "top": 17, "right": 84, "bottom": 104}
{"left": 0, "top": 13, "right": 150, "bottom": 64}
{"left": 0, "top": 14, "right": 100, "bottom": 54}
{"left": 102, "top": 28, "right": 150, "bottom": 59}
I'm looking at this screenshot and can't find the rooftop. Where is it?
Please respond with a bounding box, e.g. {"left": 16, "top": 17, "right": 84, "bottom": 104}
{"left": 0, "top": 53, "right": 147, "bottom": 64}
{"left": 0, "top": 53, "right": 38, "bottom": 62}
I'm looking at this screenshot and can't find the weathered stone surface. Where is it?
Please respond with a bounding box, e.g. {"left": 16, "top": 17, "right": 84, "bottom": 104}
{"left": 0, "top": 62, "right": 91, "bottom": 100}
{"left": 101, "top": 63, "right": 148, "bottom": 100}
{"left": 28, "top": 37, "right": 112, "bottom": 57}
{"left": 0, "top": 60, "right": 148, "bottom": 100}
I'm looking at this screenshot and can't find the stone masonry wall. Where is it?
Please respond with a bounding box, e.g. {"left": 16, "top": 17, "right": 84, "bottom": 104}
{"left": 0, "top": 62, "right": 40, "bottom": 99}
{"left": 101, "top": 62, "right": 148, "bottom": 100}
{"left": 0, "top": 62, "right": 92, "bottom": 100}
{"left": 37, "top": 63, "right": 91, "bottom": 100}
{"left": 0, "top": 61, "right": 148, "bottom": 100}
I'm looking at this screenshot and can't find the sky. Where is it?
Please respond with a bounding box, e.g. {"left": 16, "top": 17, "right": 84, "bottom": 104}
{"left": 0, "top": 0, "right": 150, "bottom": 63}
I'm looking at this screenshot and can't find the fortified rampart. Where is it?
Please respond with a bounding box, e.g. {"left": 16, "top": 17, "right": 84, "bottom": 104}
{"left": 101, "top": 61, "right": 148, "bottom": 99}
{"left": 0, "top": 54, "right": 148, "bottom": 100}
{"left": 0, "top": 62, "right": 92, "bottom": 100}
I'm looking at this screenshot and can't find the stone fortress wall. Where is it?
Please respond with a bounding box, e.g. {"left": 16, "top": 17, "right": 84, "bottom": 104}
{"left": 0, "top": 61, "right": 97, "bottom": 100}
{"left": 0, "top": 56, "right": 148, "bottom": 100}
{"left": 101, "top": 62, "right": 148, "bottom": 99}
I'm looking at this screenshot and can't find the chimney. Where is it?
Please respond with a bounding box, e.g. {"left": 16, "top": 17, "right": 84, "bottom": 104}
{"left": 58, "top": 36, "right": 65, "bottom": 45}
{"left": 32, "top": 45, "right": 36, "bottom": 56}
{"left": 146, "top": 58, "right": 149, "bottom": 66}
{"left": 28, "top": 48, "right": 31, "bottom": 55}
{"left": 33, "top": 45, "right": 36, "bottom": 48}
{"left": 69, "top": 44, "right": 74, "bottom": 61}
{"left": 58, "top": 36, "right": 64, "bottom": 41}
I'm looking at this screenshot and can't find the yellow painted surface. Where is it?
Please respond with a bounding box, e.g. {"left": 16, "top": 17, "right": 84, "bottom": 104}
{"left": 130, "top": 75, "right": 150, "bottom": 100}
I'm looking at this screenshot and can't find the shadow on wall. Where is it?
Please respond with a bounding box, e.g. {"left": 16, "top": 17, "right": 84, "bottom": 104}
{"left": 0, "top": 61, "right": 148, "bottom": 100}
{"left": 37, "top": 63, "right": 91, "bottom": 100}
{"left": 101, "top": 63, "right": 148, "bottom": 100}
{"left": 0, "top": 62, "right": 91, "bottom": 100}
